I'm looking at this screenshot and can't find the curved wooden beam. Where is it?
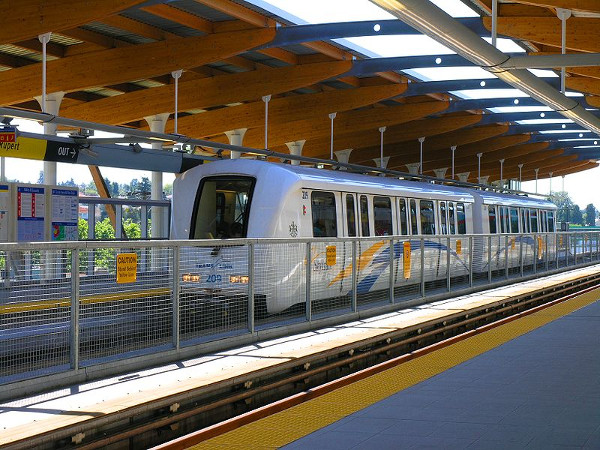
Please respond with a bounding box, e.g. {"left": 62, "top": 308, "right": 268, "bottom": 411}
{"left": 303, "top": 114, "right": 482, "bottom": 159}
{"left": 484, "top": 17, "right": 600, "bottom": 52}
{"left": 353, "top": 123, "right": 508, "bottom": 165}
{"left": 520, "top": 160, "right": 595, "bottom": 181}
{"left": 513, "top": 1, "right": 600, "bottom": 13}
{"left": 566, "top": 76, "right": 600, "bottom": 96}
{"left": 0, "top": 27, "right": 277, "bottom": 106}
{"left": 61, "top": 61, "right": 352, "bottom": 125}
{"left": 232, "top": 99, "right": 447, "bottom": 150}
{"left": 172, "top": 83, "right": 408, "bottom": 138}
{"left": 0, "top": 0, "right": 147, "bottom": 45}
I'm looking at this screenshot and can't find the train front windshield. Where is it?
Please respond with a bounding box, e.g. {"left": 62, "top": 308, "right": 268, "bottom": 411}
{"left": 191, "top": 176, "right": 254, "bottom": 239}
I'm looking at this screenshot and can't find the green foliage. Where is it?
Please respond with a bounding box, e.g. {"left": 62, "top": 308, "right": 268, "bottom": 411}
{"left": 585, "top": 203, "right": 597, "bottom": 226}
{"left": 548, "top": 191, "right": 584, "bottom": 225}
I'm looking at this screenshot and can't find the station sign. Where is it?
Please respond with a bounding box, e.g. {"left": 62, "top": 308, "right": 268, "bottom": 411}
{"left": 0, "top": 127, "right": 16, "bottom": 143}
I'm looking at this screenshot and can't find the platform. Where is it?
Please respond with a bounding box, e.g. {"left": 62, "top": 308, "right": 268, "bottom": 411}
{"left": 1, "top": 264, "right": 600, "bottom": 449}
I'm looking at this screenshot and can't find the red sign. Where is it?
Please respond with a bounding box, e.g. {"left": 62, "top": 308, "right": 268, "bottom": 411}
{"left": 0, "top": 130, "right": 16, "bottom": 143}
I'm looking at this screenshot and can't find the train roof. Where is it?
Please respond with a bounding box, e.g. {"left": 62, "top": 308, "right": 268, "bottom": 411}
{"left": 192, "top": 159, "right": 476, "bottom": 203}
{"left": 476, "top": 191, "right": 556, "bottom": 209}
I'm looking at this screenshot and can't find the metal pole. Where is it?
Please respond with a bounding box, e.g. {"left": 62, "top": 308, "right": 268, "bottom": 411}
{"left": 38, "top": 32, "right": 52, "bottom": 113}
{"left": 451, "top": 145, "right": 457, "bottom": 180}
{"left": 389, "top": 237, "right": 395, "bottom": 303}
{"left": 171, "top": 70, "right": 183, "bottom": 134}
{"left": 562, "top": 175, "right": 565, "bottom": 192}
{"left": 549, "top": 171, "right": 553, "bottom": 194}
{"left": 557, "top": 8, "right": 571, "bottom": 93}
{"left": 519, "top": 233, "right": 524, "bottom": 277}
{"left": 535, "top": 168, "right": 539, "bottom": 193}
{"left": 418, "top": 137, "right": 425, "bottom": 175}
{"left": 172, "top": 245, "right": 180, "bottom": 349}
{"left": 505, "top": 235, "right": 509, "bottom": 279}
{"left": 70, "top": 249, "right": 80, "bottom": 370}
{"left": 477, "top": 152, "right": 482, "bottom": 183}
{"left": 263, "top": 95, "right": 271, "bottom": 150}
{"left": 351, "top": 240, "right": 358, "bottom": 312}
{"left": 306, "top": 242, "right": 312, "bottom": 320}
{"left": 518, "top": 163, "right": 523, "bottom": 188}
{"left": 491, "top": 0, "right": 498, "bottom": 48}
{"left": 469, "top": 236, "right": 473, "bottom": 287}
{"left": 446, "top": 236, "right": 451, "bottom": 292}
{"left": 329, "top": 112, "right": 337, "bottom": 160}
{"left": 420, "top": 237, "right": 425, "bottom": 296}
{"left": 379, "top": 126, "right": 386, "bottom": 163}
{"left": 533, "top": 233, "right": 538, "bottom": 273}
{"left": 499, "top": 159, "right": 505, "bottom": 188}
{"left": 248, "top": 243, "right": 255, "bottom": 333}
{"left": 488, "top": 235, "right": 492, "bottom": 283}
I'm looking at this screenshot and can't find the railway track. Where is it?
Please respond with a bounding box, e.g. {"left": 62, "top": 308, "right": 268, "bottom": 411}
{"left": 6, "top": 268, "right": 596, "bottom": 450}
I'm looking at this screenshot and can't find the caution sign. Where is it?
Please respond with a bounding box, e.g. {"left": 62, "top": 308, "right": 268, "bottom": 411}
{"left": 537, "top": 236, "right": 544, "bottom": 260}
{"left": 403, "top": 241, "right": 411, "bottom": 279}
{"left": 117, "top": 252, "right": 137, "bottom": 283}
{"left": 511, "top": 237, "right": 516, "bottom": 250}
{"left": 456, "top": 239, "right": 462, "bottom": 255}
{"left": 326, "top": 245, "right": 336, "bottom": 266}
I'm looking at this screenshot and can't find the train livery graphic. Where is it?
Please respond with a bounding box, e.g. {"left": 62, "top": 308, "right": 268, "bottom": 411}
{"left": 172, "top": 159, "right": 557, "bottom": 315}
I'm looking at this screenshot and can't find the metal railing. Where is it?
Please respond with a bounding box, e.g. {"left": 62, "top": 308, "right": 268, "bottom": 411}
{"left": 0, "top": 231, "right": 598, "bottom": 391}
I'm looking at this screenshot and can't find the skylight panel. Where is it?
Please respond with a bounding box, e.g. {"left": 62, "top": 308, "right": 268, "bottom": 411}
{"left": 451, "top": 89, "right": 528, "bottom": 100}
{"left": 407, "top": 66, "right": 495, "bottom": 82}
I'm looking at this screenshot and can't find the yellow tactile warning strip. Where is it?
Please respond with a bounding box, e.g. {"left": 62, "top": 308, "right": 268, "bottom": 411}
{"left": 190, "top": 288, "right": 600, "bottom": 449}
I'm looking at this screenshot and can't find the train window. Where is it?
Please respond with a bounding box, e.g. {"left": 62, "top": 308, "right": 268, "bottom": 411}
{"left": 440, "top": 202, "right": 447, "bottom": 234}
{"left": 374, "top": 196, "right": 393, "bottom": 236}
{"left": 525, "top": 209, "right": 531, "bottom": 233}
{"left": 312, "top": 191, "right": 337, "bottom": 237}
{"left": 509, "top": 208, "right": 519, "bottom": 233}
{"left": 456, "top": 203, "right": 466, "bottom": 235}
{"left": 530, "top": 209, "right": 538, "bottom": 233}
{"left": 548, "top": 211, "right": 555, "bottom": 231}
{"left": 191, "top": 176, "right": 254, "bottom": 239}
{"left": 488, "top": 205, "right": 497, "bottom": 234}
{"left": 499, "top": 207, "right": 506, "bottom": 233}
{"left": 360, "top": 195, "right": 370, "bottom": 236}
{"left": 540, "top": 210, "right": 547, "bottom": 232}
{"left": 448, "top": 202, "right": 456, "bottom": 234}
{"left": 520, "top": 209, "right": 528, "bottom": 233}
{"left": 398, "top": 199, "right": 408, "bottom": 235}
{"left": 420, "top": 200, "right": 436, "bottom": 235}
{"left": 345, "top": 194, "right": 357, "bottom": 237}
{"left": 410, "top": 199, "right": 418, "bottom": 235}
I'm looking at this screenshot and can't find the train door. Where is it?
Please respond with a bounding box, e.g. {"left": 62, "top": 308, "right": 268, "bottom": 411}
{"left": 448, "top": 202, "right": 457, "bottom": 235}
{"left": 397, "top": 198, "right": 409, "bottom": 236}
{"left": 359, "top": 194, "right": 371, "bottom": 237}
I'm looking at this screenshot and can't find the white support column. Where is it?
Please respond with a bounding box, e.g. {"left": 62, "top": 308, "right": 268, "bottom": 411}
{"left": 535, "top": 168, "right": 540, "bottom": 193}
{"left": 379, "top": 126, "right": 386, "bottom": 163}
{"left": 499, "top": 158, "right": 505, "bottom": 188}
{"left": 224, "top": 128, "right": 248, "bottom": 159}
{"left": 549, "top": 171, "right": 553, "bottom": 194}
{"left": 334, "top": 149, "right": 352, "bottom": 170}
{"left": 457, "top": 172, "right": 470, "bottom": 183}
{"left": 144, "top": 113, "right": 170, "bottom": 240}
{"left": 406, "top": 163, "right": 421, "bottom": 175}
{"left": 433, "top": 167, "right": 448, "bottom": 179}
{"left": 477, "top": 152, "right": 482, "bottom": 183}
{"left": 418, "top": 137, "right": 425, "bottom": 175}
{"left": 518, "top": 163, "right": 524, "bottom": 188}
{"left": 557, "top": 8, "right": 571, "bottom": 94}
{"left": 0, "top": 157, "right": 5, "bottom": 182}
{"left": 171, "top": 70, "right": 183, "bottom": 134}
{"left": 329, "top": 112, "right": 337, "bottom": 160}
{"left": 262, "top": 95, "right": 271, "bottom": 149}
{"left": 491, "top": 0, "right": 498, "bottom": 48}
{"left": 562, "top": 175, "right": 565, "bottom": 192}
{"left": 35, "top": 91, "right": 65, "bottom": 185}
{"left": 479, "top": 175, "right": 489, "bottom": 185}
{"left": 285, "top": 140, "right": 305, "bottom": 166}
{"left": 450, "top": 145, "right": 457, "bottom": 179}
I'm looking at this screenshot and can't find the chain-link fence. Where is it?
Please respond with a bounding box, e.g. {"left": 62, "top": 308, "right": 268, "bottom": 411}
{"left": 1, "top": 231, "right": 597, "bottom": 385}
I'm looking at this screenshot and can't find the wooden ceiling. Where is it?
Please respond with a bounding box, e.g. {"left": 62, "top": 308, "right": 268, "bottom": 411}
{"left": 2, "top": 0, "right": 600, "bottom": 182}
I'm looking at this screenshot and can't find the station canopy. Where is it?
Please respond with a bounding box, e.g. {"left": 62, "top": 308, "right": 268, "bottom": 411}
{"left": 2, "top": 0, "right": 600, "bottom": 185}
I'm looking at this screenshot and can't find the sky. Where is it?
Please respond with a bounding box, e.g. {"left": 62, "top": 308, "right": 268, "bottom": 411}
{"left": 2, "top": 0, "right": 599, "bottom": 207}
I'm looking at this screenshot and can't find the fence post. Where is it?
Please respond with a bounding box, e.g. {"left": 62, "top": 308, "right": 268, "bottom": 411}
{"left": 70, "top": 248, "right": 80, "bottom": 370}
{"left": 519, "top": 234, "right": 524, "bottom": 277}
{"left": 248, "top": 242, "right": 255, "bottom": 333}
{"left": 488, "top": 235, "right": 492, "bottom": 283}
{"left": 306, "top": 242, "right": 312, "bottom": 321}
{"left": 469, "top": 236, "right": 473, "bottom": 287}
{"left": 420, "top": 237, "right": 425, "bottom": 297}
{"left": 351, "top": 240, "right": 357, "bottom": 312}
{"left": 446, "top": 236, "right": 451, "bottom": 292}
{"left": 533, "top": 233, "right": 538, "bottom": 274}
{"left": 505, "top": 235, "right": 509, "bottom": 279}
{"left": 573, "top": 233, "right": 577, "bottom": 266}
{"left": 172, "top": 245, "right": 180, "bottom": 350}
{"left": 389, "top": 237, "right": 395, "bottom": 304}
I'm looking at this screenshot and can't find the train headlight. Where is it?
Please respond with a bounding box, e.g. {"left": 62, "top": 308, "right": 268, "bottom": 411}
{"left": 230, "top": 275, "right": 249, "bottom": 284}
{"left": 182, "top": 273, "right": 201, "bottom": 282}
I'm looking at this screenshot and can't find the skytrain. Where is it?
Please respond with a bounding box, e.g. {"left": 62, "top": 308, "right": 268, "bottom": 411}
{"left": 172, "top": 159, "right": 557, "bottom": 315}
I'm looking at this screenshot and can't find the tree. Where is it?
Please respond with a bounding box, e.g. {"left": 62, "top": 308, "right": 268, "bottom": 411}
{"left": 571, "top": 205, "right": 584, "bottom": 225}
{"left": 585, "top": 204, "right": 597, "bottom": 226}
{"left": 548, "top": 191, "right": 575, "bottom": 224}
